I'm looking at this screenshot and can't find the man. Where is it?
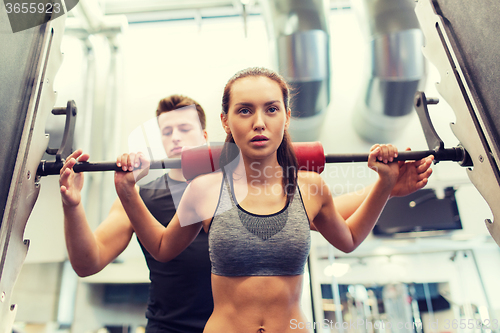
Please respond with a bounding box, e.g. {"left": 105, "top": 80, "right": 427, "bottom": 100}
{"left": 59, "top": 94, "right": 433, "bottom": 332}
{"left": 60, "top": 95, "right": 213, "bottom": 332}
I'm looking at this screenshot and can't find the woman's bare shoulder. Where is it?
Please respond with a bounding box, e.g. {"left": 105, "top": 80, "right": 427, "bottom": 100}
{"left": 297, "top": 170, "right": 330, "bottom": 203}
{"left": 187, "top": 170, "right": 224, "bottom": 193}
{"left": 183, "top": 170, "right": 225, "bottom": 225}
{"left": 297, "top": 170, "right": 323, "bottom": 186}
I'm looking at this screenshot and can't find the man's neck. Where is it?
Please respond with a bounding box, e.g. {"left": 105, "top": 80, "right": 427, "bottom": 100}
{"left": 168, "top": 168, "right": 186, "bottom": 182}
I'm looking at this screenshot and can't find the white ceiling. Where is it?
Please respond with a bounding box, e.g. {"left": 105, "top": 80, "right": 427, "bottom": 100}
{"left": 73, "top": 0, "right": 352, "bottom": 23}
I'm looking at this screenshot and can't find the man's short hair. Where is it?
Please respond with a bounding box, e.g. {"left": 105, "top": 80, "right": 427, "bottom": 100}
{"left": 156, "top": 95, "right": 206, "bottom": 130}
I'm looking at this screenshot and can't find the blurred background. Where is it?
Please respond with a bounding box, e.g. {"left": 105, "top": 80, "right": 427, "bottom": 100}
{"left": 11, "top": 0, "right": 500, "bottom": 332}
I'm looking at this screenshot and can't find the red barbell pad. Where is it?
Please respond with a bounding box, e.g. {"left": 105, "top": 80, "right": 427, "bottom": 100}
{"left": 181, "top": 142, "right": 325, "bottom": 181}
{"left": 180, "top": 144, "right": 217, "bottom": 182}
{"left": 293, "top": 141, "right": 325, "bottom": 174}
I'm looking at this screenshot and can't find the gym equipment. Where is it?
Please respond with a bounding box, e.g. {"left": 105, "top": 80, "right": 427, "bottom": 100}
{"left": 35, "top": 91, "right": 469, "bottom": 182}
{"left": 415, "top": 0, "right": 500, "bottom": 246}
{"left": 0, "top": 8, "right": 66, "bottom": 332}
{"left": 37, "top": 139, "right": 466, "bottom": 181}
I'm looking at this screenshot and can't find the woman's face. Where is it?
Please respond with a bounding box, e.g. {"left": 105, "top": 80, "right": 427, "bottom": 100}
{"left": 221, "top": 76, "right": 290, "bottom": 161}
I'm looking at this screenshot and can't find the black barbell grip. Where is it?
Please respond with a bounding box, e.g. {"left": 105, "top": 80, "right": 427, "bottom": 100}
{"left": 325, "top": 148, "right": 465, "bottom": 164}
{"left": 72, "top": 160, "right": 182, "bottom": 173}
{"left": 36, "top": 159, "right": 183, "bottom": 176}
{"left": 325, "top": 150, "right": 433, "bottom": 163}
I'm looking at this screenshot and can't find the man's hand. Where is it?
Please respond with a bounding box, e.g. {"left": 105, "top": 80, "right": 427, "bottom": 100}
{"left": 390, "top": 147, "right": 434, "bottom": 198}
{"left": 59, "top": 149, "right": 90, "bottom": 207}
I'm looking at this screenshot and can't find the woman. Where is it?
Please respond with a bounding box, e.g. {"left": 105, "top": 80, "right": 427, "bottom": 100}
{"left": 115, "top": 67, "right": 419, "bottom": 332}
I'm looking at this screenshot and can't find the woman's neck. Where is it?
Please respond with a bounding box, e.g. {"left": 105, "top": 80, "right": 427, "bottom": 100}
{"left": 235, "top": 153, "right": 283, "bottom": 185}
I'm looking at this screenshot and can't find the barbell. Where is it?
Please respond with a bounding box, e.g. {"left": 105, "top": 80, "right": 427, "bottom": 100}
{"left": 37, "top": 141, "right": 470, "bottom": 181}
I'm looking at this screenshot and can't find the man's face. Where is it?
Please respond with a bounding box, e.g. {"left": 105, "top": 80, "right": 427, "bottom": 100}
{"left": 158, "top": 107, "right": 207, "bottom": 158}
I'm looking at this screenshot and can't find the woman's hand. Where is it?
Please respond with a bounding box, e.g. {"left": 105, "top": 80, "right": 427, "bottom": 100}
{"left": 114, "top": 152, "right": 150, "bottom": 196}
{"left": 367, "top": 144, "right": 400, "bottom": 189}
{"left": 60, "top": 149, "right": 90, "bottom": 207}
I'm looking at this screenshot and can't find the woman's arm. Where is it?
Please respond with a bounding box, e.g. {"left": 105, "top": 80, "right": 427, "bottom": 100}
{"left": 114, "top": 152, "right": 202, "bottom": 262}
{"left": 308, "top": 144, "right": 400, "bottom": 252}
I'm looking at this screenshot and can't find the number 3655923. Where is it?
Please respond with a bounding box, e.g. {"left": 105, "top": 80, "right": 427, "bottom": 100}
{"left": 5, "top": 2, "right": 61, "bottom": 14}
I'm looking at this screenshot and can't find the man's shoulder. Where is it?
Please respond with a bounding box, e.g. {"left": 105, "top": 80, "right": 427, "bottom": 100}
{"left": 139, "top": 173, "right": 168, "bottom": 188}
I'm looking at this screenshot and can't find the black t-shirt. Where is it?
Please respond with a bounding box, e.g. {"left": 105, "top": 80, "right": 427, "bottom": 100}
{"left": 138, "top": 174, "right": 213, "bottom": 333}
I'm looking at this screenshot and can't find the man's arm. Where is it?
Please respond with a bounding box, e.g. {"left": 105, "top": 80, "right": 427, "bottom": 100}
{"left": 309, "top": 144, "right": 399, "bottom": 252}
{"left": 310, "top": 152, "right": 434, "bottom": 230}
{"left": 60, "top": 150, "right": 135, "bottom": 277}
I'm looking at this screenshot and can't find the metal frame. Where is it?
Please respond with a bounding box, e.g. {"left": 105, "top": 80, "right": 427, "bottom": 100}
{"left": 0, "top": 15, "right": 66, "bottom": 333}
{"left": 415, "top": 0, "right": 500, "bottom": 246}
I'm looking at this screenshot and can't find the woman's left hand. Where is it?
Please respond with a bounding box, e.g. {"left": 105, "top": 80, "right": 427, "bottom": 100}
{"left": 367, "top": 144, "right": 400, "bottom": 188}
{"left": 114, "top": 152, "right": 150, "bottom": 197}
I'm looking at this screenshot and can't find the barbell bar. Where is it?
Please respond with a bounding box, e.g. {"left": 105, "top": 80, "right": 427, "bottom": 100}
{"left": 37, "top": 142, "right": 471, "bottom": 180}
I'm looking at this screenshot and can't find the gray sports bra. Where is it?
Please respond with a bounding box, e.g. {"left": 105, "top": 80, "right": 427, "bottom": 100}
{"left": 208, "top": 173, "right": 311, "bottom": 276}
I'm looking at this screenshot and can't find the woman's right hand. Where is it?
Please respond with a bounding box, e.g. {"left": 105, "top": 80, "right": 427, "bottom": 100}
{"left": 60, "top": 149, "right": 89, "bottom": 207}
{"left": 114, "top": 152, "right": 150, "bottom": 196}
{"left": 367, "top": 144, "right": 400, "bottom": 189}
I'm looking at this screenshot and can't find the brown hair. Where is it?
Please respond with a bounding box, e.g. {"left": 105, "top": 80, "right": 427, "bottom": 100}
{"left": 220, "top": 67, "right": 298, "bottom": 202}
{"left": 156, "top": 94, "right": 206, "bottom": 130}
